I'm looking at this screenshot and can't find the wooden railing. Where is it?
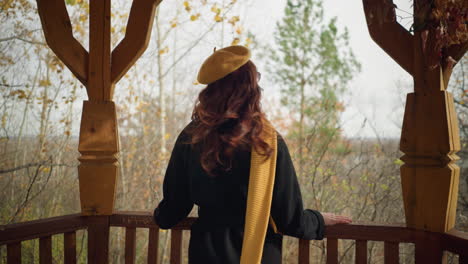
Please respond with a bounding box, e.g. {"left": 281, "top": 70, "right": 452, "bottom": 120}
{"left": 1, "top": 212, "right": 467, "bottom": 264}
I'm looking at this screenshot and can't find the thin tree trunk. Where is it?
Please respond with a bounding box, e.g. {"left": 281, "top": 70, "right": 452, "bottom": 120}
{"left": 155, "top": 8, "right": 167, "bottom": 155}
{"left": 298, "top": 81, "right": 305, "bottom": 179}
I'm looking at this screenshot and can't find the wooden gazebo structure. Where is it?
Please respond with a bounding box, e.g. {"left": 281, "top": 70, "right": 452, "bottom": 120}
{"left": 1, "top": 0, "right": 467, "bottom": 263}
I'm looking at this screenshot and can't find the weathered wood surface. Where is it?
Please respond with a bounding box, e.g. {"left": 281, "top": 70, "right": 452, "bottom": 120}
{"left": 87, "top": 216, "right": 110, "bottom": 264}
{"left": 39, "top": 236, "right": 52, "bottom": 264}
{"left": 384, "top": 241, "right": 399, "bottom": 264}
{"left": 147, "top": 227, "right": 160, "bottom": 264}
{"left": 2, "top": 213, "right": 468, "bottom": 263}
{"left": 170, "top": 230, "right": 183, "bottom": 264}
{"left": 362, "top": 0, "right": 413, "bottom": 75}
{"left": 64, "top": 231, "right": 77, "bottom": 264}
{"left": 36, "top": 0, "right": 162, "bottom": 216}
{"left": 0, "top": 214, "right": 86, "bottom": 245}
{"left": 298, "top": 239, "right": 310, "bottom": 264}
{"left": 78, "top": 101, "right": 119, "bottom": 215}
{"left": 7, "top": 242, "right": 21, "bottom": 264}
{"left": 111, "top": 0, "right": 162, "bottom": 86}
{"left": 36, "top": 0, "right": 88, "bottom": 86}
{"left": 355, "top": 240, "right": 367, "bottom": 264}
{"left": 88, "top": 0, "right": 112, "bottom": 100}
{"left": 363, "top": 0, "right": 466, "bottom": 236}
{"left": 326, "top": 238, "right": 338, "bottom": 264}
{"left": 125, "top": 227, "right": 137, "bottom": 264}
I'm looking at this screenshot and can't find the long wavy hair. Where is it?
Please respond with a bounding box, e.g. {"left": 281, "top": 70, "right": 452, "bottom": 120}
{"left": 186, "top": 60, "right": 273, "bottom": 177}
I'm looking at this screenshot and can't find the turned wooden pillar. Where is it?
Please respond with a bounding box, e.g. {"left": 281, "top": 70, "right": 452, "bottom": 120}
{"left": 362, "top": 0, "right": 466, "bottom": 235}
{"left": 37, "top": 0, "right": 161, "bottom": 216}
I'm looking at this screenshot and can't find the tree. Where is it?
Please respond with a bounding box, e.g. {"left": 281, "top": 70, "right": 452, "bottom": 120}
{"left": 265, "top": 0, "right": 360, "bottom": 180}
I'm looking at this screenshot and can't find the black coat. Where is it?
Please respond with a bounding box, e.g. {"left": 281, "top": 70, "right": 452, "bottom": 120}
{"left": 154, "top": 121, "right": 325, "bottom": 264}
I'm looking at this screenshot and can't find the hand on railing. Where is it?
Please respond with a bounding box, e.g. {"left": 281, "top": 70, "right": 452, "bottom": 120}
{"left": 321, "top": 212, "right": 352, "bottom": 226}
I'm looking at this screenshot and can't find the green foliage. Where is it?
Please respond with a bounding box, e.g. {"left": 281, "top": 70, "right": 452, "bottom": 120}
{"left": 266, "top": 0, "right": 360, "bottom": 126}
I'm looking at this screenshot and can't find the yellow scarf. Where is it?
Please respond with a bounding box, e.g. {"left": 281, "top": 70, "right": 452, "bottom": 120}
{"left": 240, "top": 118, "right": 278, "bottom": 264}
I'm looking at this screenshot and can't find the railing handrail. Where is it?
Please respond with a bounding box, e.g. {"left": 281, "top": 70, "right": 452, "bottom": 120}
{"left": 1, "top": 211, "right": 467, "bottom": 259}
{"left": 0, "top": 214, "right": 86, "bottom": 245}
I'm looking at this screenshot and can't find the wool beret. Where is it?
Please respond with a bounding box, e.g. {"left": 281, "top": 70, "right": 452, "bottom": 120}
{"left": 197, "top": 45, "right": 251, "bottom": 85}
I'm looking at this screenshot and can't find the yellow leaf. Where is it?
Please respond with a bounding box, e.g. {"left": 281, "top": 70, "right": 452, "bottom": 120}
{"left": 211, "top": 4, "right": 221, "bottom": 14}
{"left": 231, "top": 38, "right": 240, "bottom": 45}
{"left": 184, "top": 2, "right": 191, "bottom": 12}
{"left": 235, "top": 25, "right": 243, "bottom": 35}
{"left": 39, "top": 79, "right": 51, "bottom": 87}
{"left": 164, "top": 133, "right": 171, "bottom": 140}
{"left": 190, "top": 13, "right": 200, "bottom": 21}
{"left": 159, "top": 46, "right": 169, "bottom": 55}
{"left": 214, "top": 14, "right": 223, "bottom": 22}
{"left": 228, "top": 16, "right": 240, "bottom": 26}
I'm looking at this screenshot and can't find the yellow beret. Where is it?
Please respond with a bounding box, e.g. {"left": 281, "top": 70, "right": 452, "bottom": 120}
{"left": 197, "top": 45, "right": 251, "bottom": 85}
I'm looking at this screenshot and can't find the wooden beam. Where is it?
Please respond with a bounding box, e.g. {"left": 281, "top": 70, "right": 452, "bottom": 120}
{"left": 39, "top": 236, "right": 52, "bottom": 264}
{"left": 7, "top": 242, "right": 21, "bottom": 264}
{"left": 298, "top": 239, "right": 310, "bottom": 264}
{"left": 355, "top": 240, "right": 367, "bottom": 264}
{"left": 88, "top": 0, "right": 112, "bottom": 100}
{"left": 64, "top": 231, "right": 77, "bottom": 264}
{"left": 87, "top": 216, "right": 110, "bottom": 264}
{"left": 36, "top": 0, "right": 88, "bottom": 87}
{"left": 111, "top": 0, "right": 161, "bottom": 87}
{"left": 147, "top": 227, "right": 159, "bottom": 264}
{"left": 400, "top": 91, "right": 460, "bottom": 232}
{"left": 362, "top": 0, "right": 414, "bottom": 75}
{"left": 78, "top": 101, "right": 119, "bottom": 215}
{"left": 124, "top": 227, "right": 137, "bottom": 264}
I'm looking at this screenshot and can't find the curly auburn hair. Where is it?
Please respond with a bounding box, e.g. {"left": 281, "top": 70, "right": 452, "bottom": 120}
{"left": 185, "top": 60, "right": 273, "bottom": 177}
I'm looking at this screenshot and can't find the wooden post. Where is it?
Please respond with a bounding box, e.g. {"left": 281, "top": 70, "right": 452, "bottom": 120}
{"left": 362, "top": 0, "right": 466, "bottom": 261}
{"left": 36, "top": 0, "right": 161, "bottom": 215}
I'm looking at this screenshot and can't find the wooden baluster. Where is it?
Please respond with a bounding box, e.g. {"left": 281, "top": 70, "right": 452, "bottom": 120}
{"left": 298, "top": 239, "right": 310, "bottom": 264}
{"left": 170, "top": 230, "right": 183, "bottom": 264}
{"left": 460, "top": 254, "right": 468, "bottom": 264}
{"left": 64, "top": 231, "right": 77, "bottom": 264}
{"left": 355, "top": 240, "right": 367, "bottom": 264}
{"left": 327, "top": 238, "right": 338, "bottom": 264}
{"left": 125, "top": 227, "right": 137, "bottom": 264}
{"left": 7, "top": 242, "right": 21, "bottom": 264}
{"left": 87, "top": 216, "right": 110, "bottom": 264}
{"left": 384, "top": 242, "right": 399, "bottom": 264}
{"left": 147, "top": 227, "right": 159, "bottom": 264}
{"left": 40, "top": 236, "right": 52, "bottom": 264}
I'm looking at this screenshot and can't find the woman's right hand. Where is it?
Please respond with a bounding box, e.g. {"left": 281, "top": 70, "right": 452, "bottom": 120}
{"left": 321, "top": 212, "right": 352, "bottom": 226}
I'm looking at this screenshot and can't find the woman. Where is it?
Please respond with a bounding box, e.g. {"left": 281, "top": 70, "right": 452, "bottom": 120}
{"left": 153, "top": 45, "right": 351, "bottom": 263}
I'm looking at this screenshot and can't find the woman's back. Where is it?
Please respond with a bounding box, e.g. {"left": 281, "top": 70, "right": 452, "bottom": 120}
{"left": 154, "top": 121, "right": 325, "bottom": 263}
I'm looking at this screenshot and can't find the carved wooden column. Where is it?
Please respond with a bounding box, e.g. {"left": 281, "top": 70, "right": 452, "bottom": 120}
{"left": 37, "top": 0, "right": 161, "bottom": 216}
{"left": 363, "top": 0, "right": 466, "bottom": 244}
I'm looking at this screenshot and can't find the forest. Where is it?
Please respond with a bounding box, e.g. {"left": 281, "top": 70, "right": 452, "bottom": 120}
{"left": 1, "top": 0, "right": 467, "bottom": 263}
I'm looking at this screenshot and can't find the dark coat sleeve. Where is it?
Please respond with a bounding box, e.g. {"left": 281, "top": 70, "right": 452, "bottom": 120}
{"left": 153, "top": 131, "right": 194, "bottom": 229}
{"left": 270, "top": 134, "right": 325, "bottom": 240}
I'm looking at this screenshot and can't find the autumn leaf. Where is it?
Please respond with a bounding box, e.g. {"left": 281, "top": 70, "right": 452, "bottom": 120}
{"left": 214, "top": 14, "right": 223, "bottom": 22}
{"left": 159, "top": 46, "right": 169, "bottom": 55}
{"left": 231, "top": 38, "right": 240, "bottom": 45}
{"left": 235, "top": 25, "right": 243, "bottom": 35}
{"left": 170, "top": 19, "right": 178, "bottom": 28}
{"left": 228, "top": 16, "right": 240, "bottom": 26}
{"left": 39, "top": 79, "right": 51, "bottom": 87}
{"left": 190, "top": 13, "right": 200, "bottom": 21}
{"left": 211, "top": 4, "right": 221, "bottom": 14}
{"left": 183, "top": 1, "right": 191, "bottom": 12}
